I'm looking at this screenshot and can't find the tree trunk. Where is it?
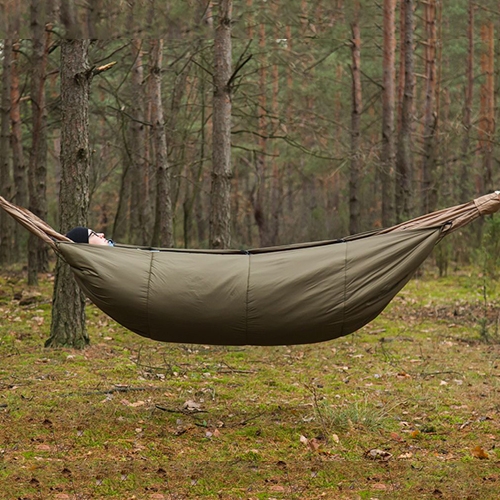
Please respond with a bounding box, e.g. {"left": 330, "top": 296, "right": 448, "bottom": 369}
{"left": 395, "top": 0, "right": 414, "bottom": 223}
{"left": 349, "top": 5, "right": 362, "bottom": 235}
{"left": 253, "top": 21, "right": 271, "bottom": 247}
{"left": 11, "top": 40, "right": 28, "bottom": 259}
{"left": 269, "top": 4, "right": 282, "bottom": 246}
{"left": 60, "top": 0, "right": 82, "bottom": 38}
{"left": 209, "top": 0, "right": 233, "bottom": 249}
{"left": 47, "top": 40, "right": 92, "bottom": 349}
{"left": 459, "top": 0, "right": 474, "bottom": 203}
{"left": 86, "top": 0, "right": 103, "bottom": 38}
{"left": 0, "top": 38, "right": 12, "bottom": 265}
{"left": 128, "top": 39, "right": 147, "bottom": 245}
{"left": 380, "top": 0, "right": 396, "bottom": 228}
{"left": 478, "top": 22, "right": 495, "bottom": 195}
{"left": 112, "top": 157, "right": 131, "bottom": 242}
{"left": 150, "top": 39, "right": 173, "bottom": 248}
{"left": 28, "top": 9, "right": 51, "bottom": 285}
{"left": 421, "top": 0, "right": 438, "bottom": 214}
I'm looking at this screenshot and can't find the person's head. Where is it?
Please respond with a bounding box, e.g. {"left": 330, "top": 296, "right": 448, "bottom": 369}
{"left": 66, "top": 226, "right": 113, "bottom": 246}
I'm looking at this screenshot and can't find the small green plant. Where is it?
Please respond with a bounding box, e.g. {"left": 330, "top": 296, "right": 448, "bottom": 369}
{"left": 318, "top": 399, "right": 386, "bottom": 433}
{"left": 308, "top": 384, "right": 388, "bottom": 439}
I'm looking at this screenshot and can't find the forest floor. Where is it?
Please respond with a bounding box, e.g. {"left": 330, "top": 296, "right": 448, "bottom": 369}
{"left": 0, "top": 264, "right": 499, "bottom": 500}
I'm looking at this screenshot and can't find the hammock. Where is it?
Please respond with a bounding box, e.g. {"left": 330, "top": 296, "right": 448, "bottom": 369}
{"left": 1, "top": 193, "right": 499, "bottom": 346}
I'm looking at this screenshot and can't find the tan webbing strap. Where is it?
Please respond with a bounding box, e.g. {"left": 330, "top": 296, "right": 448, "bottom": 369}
{"left": 0, "top": 196, "right": 71, "bottom": 251}
{"left": 379, "top": 192, "right": 500, "bottom": 235}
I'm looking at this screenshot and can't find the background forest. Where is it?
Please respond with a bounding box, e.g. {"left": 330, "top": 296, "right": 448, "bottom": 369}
{"left": 0, "top": 0, "right": 499, "bottom": 264}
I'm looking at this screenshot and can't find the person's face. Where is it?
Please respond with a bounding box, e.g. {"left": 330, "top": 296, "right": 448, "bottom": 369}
{"left": 88, "top": 230, "right": 109, "bottom": 246}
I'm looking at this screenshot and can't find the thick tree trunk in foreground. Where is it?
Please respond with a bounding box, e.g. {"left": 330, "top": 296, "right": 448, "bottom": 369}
{"left": 151, "top": 39, "right": 173, "bottom": 248}
{"left": 209, "top": 0, "right": 232, "bottom": 249}
{"left": 47, "top": 40, "right": 92, "bottom": 349}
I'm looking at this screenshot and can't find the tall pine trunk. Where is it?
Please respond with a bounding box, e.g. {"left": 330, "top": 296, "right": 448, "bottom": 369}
{"left": 11, "top": 40, "right": 28, "bottom": 259}
{"left": 349, "top": 6, "right": 362, "bottom": 235}
{"left": 47, "top": 40, "right": 92, "bottom": 349}
{"left": 269, "top": 5, "right": 282, "bottom": 245}
{"left": 253, "top": 21, "right": 271, "bottom": 247}
{"left": 478, "top": 22, "right": 495, "bottom": 194}
{"left": 28, "top": 9, "right": 50, "bottom": 285}
{"left": 128, "top": 39, "right": 147, "bottom": 245}
{"left": 460, "top": 0, "right": 474, "bottom": 203}
{"left": 421, "top": 0, "right": 438, "bottom": 214}
{"left": 0, "top": 38, "right": 12, "bottom": 264}
{"left": 209, "top": 0, "right": 233, "bottom": 249}
{"left": 395, "top": 0, "right": 414, "bottom": 222}
{"left": 151, "top": 39, "right": 173, "bottom": 248}
{"left": 380, "top": 0, "right": 396, "bottom": 227}
{"left": 60, "top": 0, "right": 81, "bottom": 38}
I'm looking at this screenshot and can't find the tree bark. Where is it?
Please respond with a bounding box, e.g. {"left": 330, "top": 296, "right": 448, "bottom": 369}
{"left": 478, "top": 22, "right": 495, "bottom": 195}
{"left": 395, "top": 0, "right": 414, "bottom": 223}
{"left": 459, "top": 0, "right": 474, "bottom": 203}
{"left": 269, "top": 3, "right": 282, "bottom": 246}
{"left": 0, "top": 38, "right": 12, "bottom": 265}
{"left": 151, "top": 39, "right": 173, "bottom": 248}
{"left": 28, "top": 9, "right": 51, "bottom": 285}
{"left": 128, "top": 39, "right": 147, "bottom": 245}
{"left": 11, "top": 40, "right": 28, "bottom": 259}
{"left": 86, "top": 0, "right": 103, "bottom": 38}
{"left": 421, "top": 0, "right": 438, "bottom": 214}
{"left": 60, "top": 0, "right": 82, "bottom": 38}
{"left": 209, "top": 0, "right": 233, "bottom": 249}
{"left": 47, "top": 40, "right": 92, "bottom": 349}
{"left": 349, "top": 4, "right": 362, "bottom": 235}
{"left": 380, "top": 0, "right": 396, "bottom": 227}
{"left": 253, "top": 21, "right": 271, "bottom": 247}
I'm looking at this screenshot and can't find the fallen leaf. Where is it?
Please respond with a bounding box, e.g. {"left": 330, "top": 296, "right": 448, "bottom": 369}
{"left": 390, "top": 432, "right": 404, "bottom": 442}
{"left": 183, "top": 400, "right": 201, "bottom": 412}
{"left": 398, "top": 452, "right": 413, "bottom": 459}
{"left": 31, "top": 316, "right": 44, "bottom": 326}
{"left": 35, "top": 444, "right": 51, "bottom": 452}
{"left": 270, "top": 485, "right": 285, "bottom": 492}
{"left": 128, "top": 400, "right": 145, "bottom": 407}
{"left": 471, "top": 445, "right": 489, "bottom": 459}
{"left": 308, "top": 437, "right": 323, "bottom": 452}
{"left": 364, "top": 448, "right": 392, "bottom": 461}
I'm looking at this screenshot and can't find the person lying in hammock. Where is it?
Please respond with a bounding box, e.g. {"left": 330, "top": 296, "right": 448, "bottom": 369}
{"left": 66, "top": 226, "right": 115, "bottom": 246}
